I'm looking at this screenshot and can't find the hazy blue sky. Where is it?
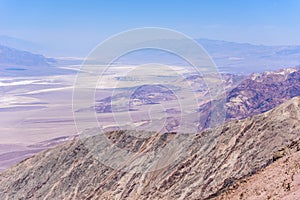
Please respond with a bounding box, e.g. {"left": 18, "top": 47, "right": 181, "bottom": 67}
{"left": 1, "top": 0, "right": 300, "bottom": 56}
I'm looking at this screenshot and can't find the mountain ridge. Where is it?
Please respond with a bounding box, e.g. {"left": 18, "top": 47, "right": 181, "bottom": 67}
{"left": 0, "top": 44, "right": 76, "bottom": 76}
{"left": 0, "top": 44, "right": 55, "bottom": 67}
{"left": 0, "top": 96, "right": 299, "bottom": 199}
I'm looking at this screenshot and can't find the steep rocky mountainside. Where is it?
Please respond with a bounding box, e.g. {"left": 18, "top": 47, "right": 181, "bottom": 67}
{"left": 226, "top": 67, "right": 300, "bottom": 120}
{"left": 213, "top": 149, "right": 300, "bottom": 200}
{"left": 0, "top": 97, "right": 300, "bottom": 199}
{"left": 198, "top": 67, "right": 300, "bottom": 130}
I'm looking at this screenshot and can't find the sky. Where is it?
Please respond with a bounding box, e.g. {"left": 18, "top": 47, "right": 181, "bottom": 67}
{"left": 0, "top": 0, "right": 300, "bottom": 56}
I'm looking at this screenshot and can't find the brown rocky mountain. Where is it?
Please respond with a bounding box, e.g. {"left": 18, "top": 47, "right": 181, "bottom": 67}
{"left": 213, "top": 149, "right": 300, "bottom": 200}
{"left": 226, "top": 67, "right": 300, "bottom": 120}
{"left": 0, "top": 96, "right": 299, "bottom": 199}
{"left": 198, "top": 67, "right": 300, "bottom": 130}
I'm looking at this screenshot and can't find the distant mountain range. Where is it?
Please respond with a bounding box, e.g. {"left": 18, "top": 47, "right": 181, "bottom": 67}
{"left": 1, "top": 96, "right": 299, "bottom": 199}
{"left": 109, "top": 39, "right": 300, "bottom": 74}
{"left": 2, "top": 35, "right": 300, "bottom": 74}
{"left": 198, "top": 39, "right": 300, "bottom": 74}
{"left": 0, "top": 35, "right": 43, "bottom": 54}
{"left": 114, "top": 38, "right": 300, "bottom": 74}
{"left": 0, "top": 44, "right": 74, "bottom": 76}
{"left": 0, "top": 44, "right": 55, "bottom": 67}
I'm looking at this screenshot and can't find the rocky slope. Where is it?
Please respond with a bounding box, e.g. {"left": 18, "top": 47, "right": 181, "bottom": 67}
{"left": 0, "top": 97, "right": 300, "bottom": 199}
{"left": 198, "top": 67, "right": 300, "bottom": 130}
{"left": 213, "top": 144, "right": 300, "bottom": 200}
{"left": 226, "top": 67, "right": 300, "bottom": 120}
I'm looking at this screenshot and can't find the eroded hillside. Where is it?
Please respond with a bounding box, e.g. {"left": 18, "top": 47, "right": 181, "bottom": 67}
{"left": 0, "top": 97, "right": 299, "bottom": 199}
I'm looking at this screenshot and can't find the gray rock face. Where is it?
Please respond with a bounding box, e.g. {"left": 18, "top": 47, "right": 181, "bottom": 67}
{"left": 0, "top": 97, "right": 300, "bottom": 199}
